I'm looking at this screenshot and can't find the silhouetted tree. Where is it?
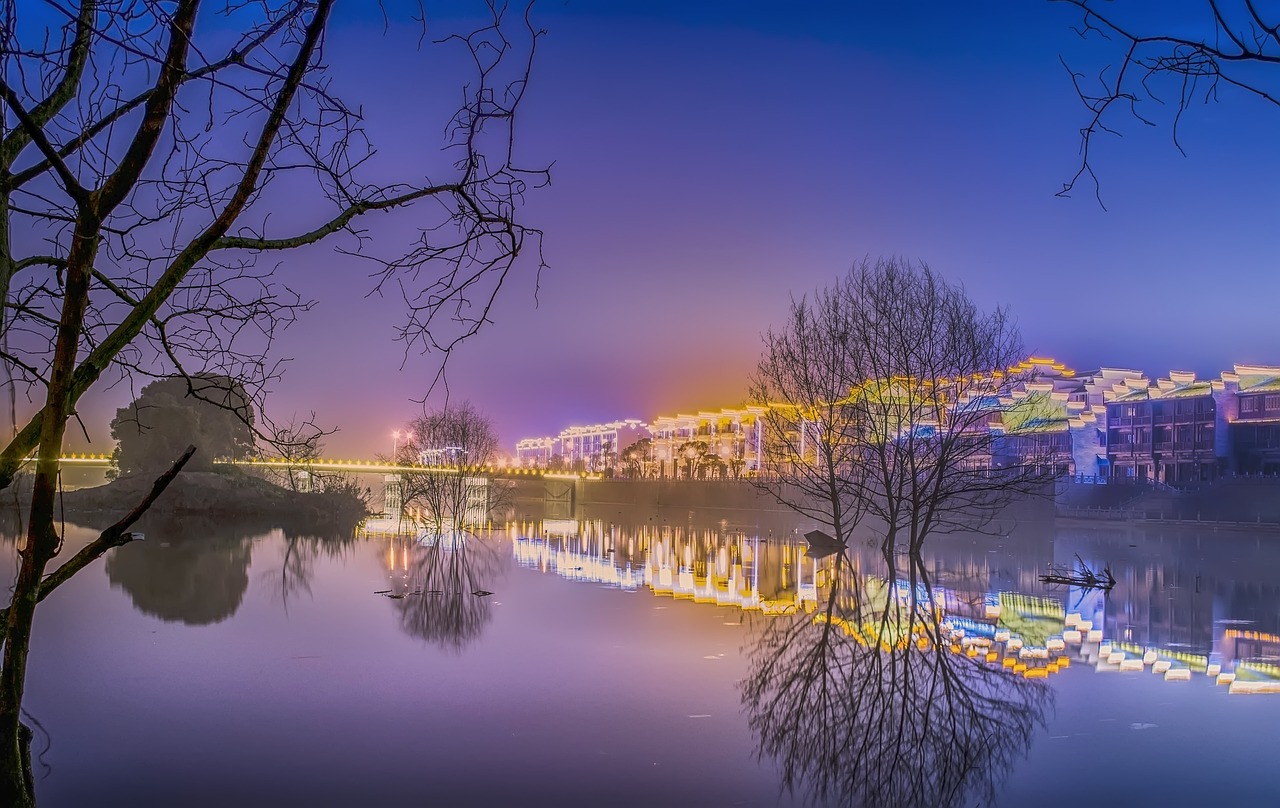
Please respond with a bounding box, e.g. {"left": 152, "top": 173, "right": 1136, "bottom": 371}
{"left": 754, "top": 258, "right": 1043, "bottom": 555}
{"left": 258, "top": 415, "right": 336, "bottom": 493}
{"left": 0, "top": 2, "right": 544, "bottom": 801}
{"left": 620, "top": 437, "right": 653, "bottom": 478}
{"left": 110, "top": 376, "right": 254, "bottom": 475}
{"left": 394, "top": 401, "right": 500, "bottom": 534}
{"left": 742, "top": 547, "right": 1051, "bottom": 807}
{"left": 677, "top": 439, "right": 707, "bottom": 479}
{"left": 1052, "top": 0, "right": 1280, "bottom": 201}
{"left": 751, "top": 284, "right": 871, "bottom": 547}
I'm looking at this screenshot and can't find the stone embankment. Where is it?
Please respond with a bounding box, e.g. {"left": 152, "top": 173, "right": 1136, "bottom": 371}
{"left": 1055, "top": 477, "right": 1280, "bottom": 530}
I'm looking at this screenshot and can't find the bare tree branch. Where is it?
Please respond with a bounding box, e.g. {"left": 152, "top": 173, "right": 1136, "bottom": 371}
{"left": 1053, "top": 0, "right": 1280, "bottom": 201}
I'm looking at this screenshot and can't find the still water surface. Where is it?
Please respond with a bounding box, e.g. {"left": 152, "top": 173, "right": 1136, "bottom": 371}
{"left": 5, "top": 505, "right": 1280, "bottom": 807}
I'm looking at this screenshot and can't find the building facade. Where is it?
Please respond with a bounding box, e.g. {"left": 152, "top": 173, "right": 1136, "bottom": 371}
{"left": 515, "top": 420, "right": 648, "bottom": 472}
{"left": 648, "top": 407, "right": 766, "bottom": 479}
{"left": 513, "top": 360, "right": 1280, "bottom": 486}
{"left": 1220, "top": 365, "right": 1280, "bottom": 476}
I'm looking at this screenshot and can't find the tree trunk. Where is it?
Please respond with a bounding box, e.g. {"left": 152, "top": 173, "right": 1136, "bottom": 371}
{"left": 0, "top": 215, "right": 98, "bottom": 805}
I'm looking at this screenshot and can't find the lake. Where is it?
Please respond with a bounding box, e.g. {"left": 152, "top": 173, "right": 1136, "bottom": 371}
{"left": 5, "top": 503, "right": 1280, "bottom": 806}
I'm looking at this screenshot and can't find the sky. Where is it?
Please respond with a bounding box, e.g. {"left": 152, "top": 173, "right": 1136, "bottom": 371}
{"left": 59, "top": 1, "right": 1280, "bottom": 458}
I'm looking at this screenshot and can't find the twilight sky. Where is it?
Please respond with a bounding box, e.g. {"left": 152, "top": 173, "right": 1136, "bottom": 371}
{"left": 63, "top": 1, "right": 1280, "bottom": 458}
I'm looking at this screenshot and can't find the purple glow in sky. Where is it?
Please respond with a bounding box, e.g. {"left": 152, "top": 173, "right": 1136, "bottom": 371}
{"left": 63, "top": 1, "right": 1280, "bottom": 457}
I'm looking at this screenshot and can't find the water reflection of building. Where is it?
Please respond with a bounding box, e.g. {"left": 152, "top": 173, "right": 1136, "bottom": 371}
{"left": 506, "top": 519, "right": 1280, "bottom": 694}
{"left": 511, "top": 519, "right": 819, "bottom": 613}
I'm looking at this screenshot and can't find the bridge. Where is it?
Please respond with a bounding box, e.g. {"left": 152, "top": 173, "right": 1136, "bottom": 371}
{"left": 43, "top": 453, "right": 589, "bottom": 480}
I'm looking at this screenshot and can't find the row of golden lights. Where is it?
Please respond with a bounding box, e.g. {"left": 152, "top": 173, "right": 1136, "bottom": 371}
{"left": 42, "top": 453, "right": 603, "bottom": 477}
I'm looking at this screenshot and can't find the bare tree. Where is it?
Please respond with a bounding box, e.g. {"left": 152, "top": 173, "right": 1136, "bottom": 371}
{"left": 753, "top": 258, "right": 1047, "bottom": 555}
{"left": 741, "top": 546, "right": 1052, "bottom": 807}
{"left": 260, "top": 414, "right": 329, "bottom": 493}
{"left": 394, "top": 400, "right": 500, "bottom": 535}
{"left": 840, "top": 258, "right": 1038, "bottom": 553}
{"left": 0, "top": 2, "right": 544, "bottom": 801}
{"left": 1052, "top": 0, "right": 1280, "bottom": 202}
{"left": 750, "top": 285, "right": 870, "bottom": 548}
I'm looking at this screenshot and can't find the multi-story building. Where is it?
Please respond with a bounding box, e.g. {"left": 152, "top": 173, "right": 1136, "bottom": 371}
{"left": 515, "top": 420, "right": 648, "bottom": 471}
{"left": 649, "top": 407, "right": 767, "bottom": 479}
{"left": 1103, "top": 371, "right": 1219, "bottom": 484}
{"left": 559, "top": 420, "right": 647, "bottom": 471}
{"left": 514, "top": 436, "right": 556, "bottom": 468}
{"left": 514, "top": 359, "right": 1280, "bottom": 485}
{"left": 1219, "top": 364, "right": 1280, "bottom": 475}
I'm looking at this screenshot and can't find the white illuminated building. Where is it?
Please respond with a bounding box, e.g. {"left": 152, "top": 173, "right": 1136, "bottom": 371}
{"left": 515, "top": 419, "right": 647, "bottom": 470}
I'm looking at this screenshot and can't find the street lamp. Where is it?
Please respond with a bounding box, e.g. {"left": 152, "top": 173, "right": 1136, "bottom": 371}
{"left": 392, "top": 429, "right": 413, "bottom": 461}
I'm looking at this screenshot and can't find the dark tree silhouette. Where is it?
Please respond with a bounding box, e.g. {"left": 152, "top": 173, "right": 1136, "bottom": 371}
{"left": 753, "top": 258, "right": 1049, "bottom": 556}
{"left": 620, "top": 436, "right": 653, "bottom": 478}
{"left": 1053, "top": 0, "right": 1280, "bottom": 202}
{"left": 741, "top": 547, "right": 1052, "bottom": 807}
{"left": 393, "top": 400, "right": 500, "bottom": 535}
{"left": 0, "top": 2, "right": 544, "bottom": 801}
{"left": 751, "top": 283, "right": 871, "bottom": 548}
{"left": 110, "top": 376, "right": 254, "bottom": 475}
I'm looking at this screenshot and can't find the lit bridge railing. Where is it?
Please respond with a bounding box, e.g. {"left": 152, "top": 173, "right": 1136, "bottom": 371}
{"left": 42, "top": 454, "right": 583, "bottom": 479}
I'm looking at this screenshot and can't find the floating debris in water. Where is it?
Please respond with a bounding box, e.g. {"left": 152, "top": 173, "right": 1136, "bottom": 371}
{"left": 1039, "top": 554, "right": 1115, "bottom": 591}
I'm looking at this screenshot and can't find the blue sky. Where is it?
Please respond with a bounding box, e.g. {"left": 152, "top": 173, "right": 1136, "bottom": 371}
{"left": 57, "top": 1, "right": 1280, "bottom": 457}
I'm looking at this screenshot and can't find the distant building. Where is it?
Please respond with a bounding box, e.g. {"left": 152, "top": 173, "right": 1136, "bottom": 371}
{"left": 558, "top": 420, "right": 647, "bottom": 472}
{"left": 649, "top": 407, "right": 766, "bottom": 479}
{"left": 515, "top": 436, "right": 555, "bottom": 468}
{"left": 515, "top": 420, "right": 648, "bottom": 472}
{"left": 1219, "top": 364, "right": 1280, "bottom": 476}
{"left": 512, "top": 357, "right": 1280, "bottom": 486}
{"left": 1102, "top": 371, "right": 1219, "bottom": 484}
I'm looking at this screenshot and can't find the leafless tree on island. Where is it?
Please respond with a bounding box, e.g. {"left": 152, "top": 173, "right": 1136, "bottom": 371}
{"left": 841, "top": 259, "right": 1042, "bottom": 553}
{"left": 754, "top": 258, "right": 1051, "bottom": 556}
{"left": 750, "top": 282, "right": 871, "bottom": 548}
{"left": 0, "top": 1, "right": 545, "bottom": 802}
{"left": 392, "top": 400, "right": 501, "bottom": 537}
{"left": 1052, "top": 0, "right": 1280, "bottom": 203}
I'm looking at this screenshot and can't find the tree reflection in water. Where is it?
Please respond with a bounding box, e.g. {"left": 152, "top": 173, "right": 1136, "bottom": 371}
{"left": 269, "top": 531, "right": 360, "bottom": 613}
{"left": 392, "top": 532, "right": 506, "bottom": 651}
{"left": 104, "top": 513, "right": 254, "bottom": 626}
{"left": 742, "top": 547, "right": 1052, "bottom": 807}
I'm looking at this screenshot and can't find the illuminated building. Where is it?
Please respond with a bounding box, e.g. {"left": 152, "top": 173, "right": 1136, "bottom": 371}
{"left": 1103, "top": 371, "right": 1220, "bottom": 483}
{"left": 1097, "top": 364, "right": 1280, "bottom": 483}
{"left": 1219, "top": 364, "right": 1280, "bottom": 475}
{"left": 513, "top": 357, "right": 1279, "bottom": 484}
{"left": 648, "top": 407, "right": 767, "bottom": 479}
{"left": 514, "top": 436, "right": 555, "bottom": 467}
{"left": 515, "top": 420, "right": 648, "bottom": 471}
